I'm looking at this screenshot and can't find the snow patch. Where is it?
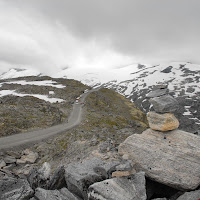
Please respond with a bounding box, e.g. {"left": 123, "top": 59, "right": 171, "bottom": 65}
{"left": 0, "top": 90, "right": 64, "bottom": 103}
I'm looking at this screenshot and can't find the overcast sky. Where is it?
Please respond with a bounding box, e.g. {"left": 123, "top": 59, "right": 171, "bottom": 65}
{"left": 0, "top": 0, "right": 200, "bottom": 74}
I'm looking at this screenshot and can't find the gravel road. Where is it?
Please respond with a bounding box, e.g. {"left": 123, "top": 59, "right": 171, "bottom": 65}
{"left": 0, "top": 88, "right": 98, "bottom": 151}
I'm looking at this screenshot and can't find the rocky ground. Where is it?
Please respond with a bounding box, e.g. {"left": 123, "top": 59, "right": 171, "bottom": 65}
{"left": 0, "top": 79, "right": 200, "bottom": 199}
{"left": 0, "top": 76, "right": 89, "bottom": 137}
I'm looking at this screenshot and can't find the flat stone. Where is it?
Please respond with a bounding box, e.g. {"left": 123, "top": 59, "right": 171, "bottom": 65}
{"left": 65, "top": 158, "right": 120, "bottom": 199}
{"left": 146, "top": 89, "right": 168, "bottom": 98}
{"left": 16, "top": 159, "right": 27, "bottom": 164}
{"left": 118, "top": 128, "right": 200, "bottom": 190}
{"left": 112, "top": 170, "right": 136, "bottom": 177}
{"left": 4, "top": 156, "right": 16, "bottom": 164}
{"left": 20, "top": 150, "right": 38, "bottom": 164}
{"left": 0, "top": 177, "right": 34, "bottom": 200}
{"left": 149, "top": 95, "right": 179, "bottom": 113}
{"left": 88, "top": 172, "right": 146, "bottom": 200}
{"left": 147, "top": 112, "right": 179, "bottom": 131}
{"left": 0, "top": 159, "right": 6, "bottom": 168}
{"left": 176, "top": 189, "right": 200, "bottom": 200}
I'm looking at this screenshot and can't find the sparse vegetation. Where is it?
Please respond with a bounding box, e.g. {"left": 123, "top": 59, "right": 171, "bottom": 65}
{"left": 34, "top": 88, "right": 148, "bottom": 168}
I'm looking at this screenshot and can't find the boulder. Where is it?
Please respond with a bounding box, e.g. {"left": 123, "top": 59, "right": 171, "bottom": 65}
{"left": 149, "top": 95, "right": 179, "bottom": 113}
{"left": 146, "top": 89, "right": 168, "bottom": 98}
{"left": 147, "top": 112, "right": 179, "bottom": 131}
{"left": 176, "top": 189, "right": 200, "bottom": 200}
{"left": 0, "top": 177, "right": 34, "bottom": 200}
{"left": 27, "top": 162, "right": 51, "bottom": 190}
{"left": 65, "top": 158, "right": 119, "bottom": 199}
{"left": 48, "top": 166, "right": 66, "bottom": 190}
{"left": 88, "top": 172, "right": 146, "bottom": 200}
{"left": 118, "top": 128, "right": 200, "bottom": 190}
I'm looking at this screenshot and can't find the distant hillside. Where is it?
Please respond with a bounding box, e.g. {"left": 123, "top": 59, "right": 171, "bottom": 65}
{"left": 1, "top": 62, "right": 199, "bottom": 133}
{"left": 0, "top": 76, "right": 89, "bottom": 137}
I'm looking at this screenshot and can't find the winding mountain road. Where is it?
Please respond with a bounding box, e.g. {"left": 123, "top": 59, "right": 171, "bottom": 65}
{"left": 0, "top": 88, "right": 98, "bottom": 151}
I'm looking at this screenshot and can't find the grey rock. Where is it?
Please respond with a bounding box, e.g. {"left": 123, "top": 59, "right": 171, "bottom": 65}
{"left": 65, "top": 158, "right": 119, "bottom": 199}
{"left": 28, "top": 162, "right": 51, "bottom": 190}
{"left": 99, "top": 138, "right": 116, "bottom": 153}
{"left": 60, "top": 188, "right": 80, "bottom": 200}
{"left": 116, "top": 160, "right": 133, "bottom": 171}
{"left": 0, "top": 159, "right": 6, "bottom": 168}
{"left": 3, "top": 164, "right": 16, "bottom": 171}
{"left": 4, "top": 155, "right": 16, "bottom": 164}
{"left": 34, "top": 187, "right": 67, "bottom": 200}
{"left": 176, "top": 189, "right": 200, "bottom": 200}
{"left": 0, "top": 177, "right": 34, "bottom": 200}
{"left": 149, "top": 95, "right": 179, "bottom": 113}
{"left": 49, "top": 166, "right": 66, "bottom": 190}
{"left": 118, "top": 128, "right": 200, "bottom": 190}
{"left": 20, "top": 149, "right": 38, "bottom": 164}
{"left": 88, "top": 172, "right": 146, "bottom": 200}
{"left": 6, "top": 151, "right": 21, "bottom": 159}
{"left": 146, "top": 88, "right": 168, "bottom": 98}
{"left": 161, "top": 66, "right": 173, "bottom": 73}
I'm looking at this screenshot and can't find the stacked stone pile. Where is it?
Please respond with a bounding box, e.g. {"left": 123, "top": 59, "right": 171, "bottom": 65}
{"left": 118, "top": 84, "right": 200, "bottom": 197}
{"left": 146, "top": 85, "right": 180, "bottom": 131}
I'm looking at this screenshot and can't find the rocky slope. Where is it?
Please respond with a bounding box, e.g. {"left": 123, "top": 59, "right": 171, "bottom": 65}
{"left": 0, "top": 78, "right": 200, "bottom": 199}
{"left": 0, "top": 76, "right": 89, "bottom": 137}
{"left": 99, "top": 63, "right": 200, "bottom": 133}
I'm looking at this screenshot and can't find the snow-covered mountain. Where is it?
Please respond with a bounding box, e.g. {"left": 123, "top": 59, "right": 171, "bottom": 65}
{"left": 1, "top": 62, "right": 200, "bottom": 133}
{"left": 0, "top": 68, "right": 41, "bottom": 79}
{"left": 55, "top": 62, "right": 200, "bottom": 133}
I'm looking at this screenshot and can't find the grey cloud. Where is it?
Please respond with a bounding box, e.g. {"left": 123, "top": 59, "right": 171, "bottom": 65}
{"left": 1, "top": 0, "right": 200, "bottom": 72}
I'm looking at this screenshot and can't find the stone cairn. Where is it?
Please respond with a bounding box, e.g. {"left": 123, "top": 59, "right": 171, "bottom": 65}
{"left": 146, "top": 84, "right": 179, "bottom": 131}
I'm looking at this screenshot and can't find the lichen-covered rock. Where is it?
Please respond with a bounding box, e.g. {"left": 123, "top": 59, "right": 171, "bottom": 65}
{"left": 118, "top": 128, "right": 200, "bottom": 190}
{"left": 149, "top": 95, "right": 179, "bottom": 113}
{"left": 0, "top": 177, "right": 34, "bottom": 200}
{"left": 176, "top": 189, "right": 200, "bottom": 200}
{"left": 147, "top": 112, "right": 179, "bottom": 131}
{"left": 88, "top": 172, "right": 146, "bottom": 200}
